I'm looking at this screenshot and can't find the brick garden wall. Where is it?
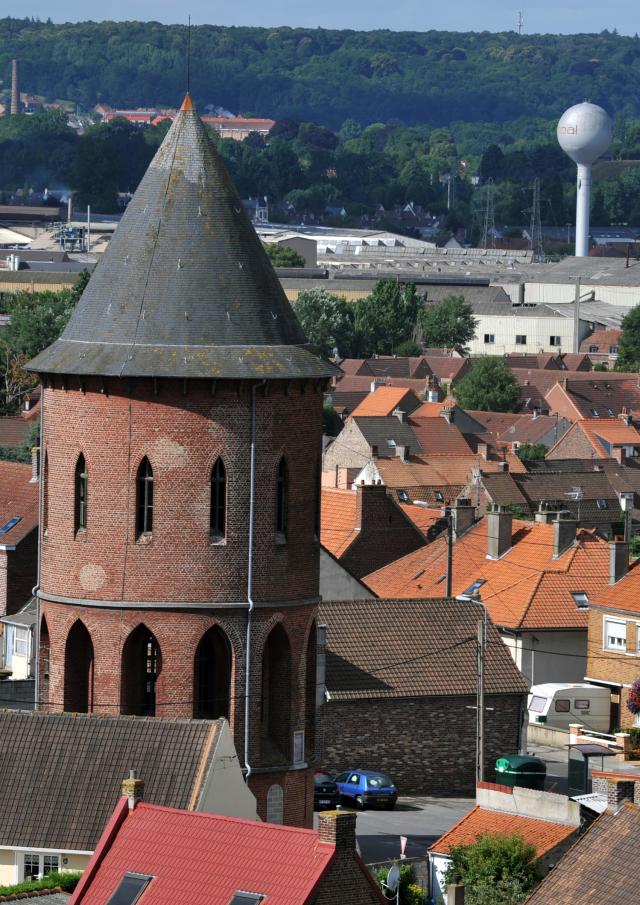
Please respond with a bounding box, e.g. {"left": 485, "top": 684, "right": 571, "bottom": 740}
{"left": 320, "top": 693, "right": 524, "bottom": 795}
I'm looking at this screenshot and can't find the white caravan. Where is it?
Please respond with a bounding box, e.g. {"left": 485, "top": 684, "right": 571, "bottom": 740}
{"left": 528, "top": 683, "right": 611, "bottom": 733}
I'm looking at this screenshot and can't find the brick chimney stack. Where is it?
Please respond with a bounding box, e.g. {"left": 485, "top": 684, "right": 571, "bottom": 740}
{"left": 122, "top": 771, "right": 144, "bottom": 810}
{"left": 10, "top": 59, "right": 20, "bottom": 115}
{"left": 318, "top": 809, "right": 357, "bottom": 854}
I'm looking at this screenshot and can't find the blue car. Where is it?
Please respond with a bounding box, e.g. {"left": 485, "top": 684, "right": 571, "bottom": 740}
{"left": 333, "top": 769, "right": 398, "bottom": 809}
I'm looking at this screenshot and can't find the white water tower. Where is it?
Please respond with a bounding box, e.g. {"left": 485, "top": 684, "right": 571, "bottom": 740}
{"left": 557, "top": 102, "right": 613, "bottom": 257}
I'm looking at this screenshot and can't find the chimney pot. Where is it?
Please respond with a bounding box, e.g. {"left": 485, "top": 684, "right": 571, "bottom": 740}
{"left": 609, "top": 540, "right": 629, "bottom": 585}
{"left": 553, "top": 514, "right": 577, "bottom": 558}
{"left": 122, "top": 771, "right": 145, "bottom": 810}
{"left": 487, "top": 506, "right": 512, "bottom": 559}
{"left": 318, "top": 810, "right": 357, "bottom": 854}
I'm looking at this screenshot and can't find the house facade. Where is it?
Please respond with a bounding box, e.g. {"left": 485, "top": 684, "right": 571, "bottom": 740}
{"left": 585, "top": 569, "right": 640, "bottom": 728}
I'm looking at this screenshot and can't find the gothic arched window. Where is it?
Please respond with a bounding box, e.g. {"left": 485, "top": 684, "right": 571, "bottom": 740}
{"left": 136, "top": 457, "right": 154, "bottom": 536}
{"left": 210, "top": 459, "right": 226, "bottom": 540}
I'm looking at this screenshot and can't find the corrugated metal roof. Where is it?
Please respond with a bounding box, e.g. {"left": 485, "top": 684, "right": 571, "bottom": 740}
{"left": 27, "top": 96, "right": 336, "bottom": 381}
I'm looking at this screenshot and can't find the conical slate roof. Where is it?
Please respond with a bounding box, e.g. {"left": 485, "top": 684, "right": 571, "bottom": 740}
{"left": 28, "top": 96, "right": 336, "bottom": 380}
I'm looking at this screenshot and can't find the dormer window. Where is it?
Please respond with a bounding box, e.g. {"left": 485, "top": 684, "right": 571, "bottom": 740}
{"left": 105, "top": 872, "right": 152, "bottom": 904}
{"left": 571, "top": 591, "right": 589, "bottom": 609}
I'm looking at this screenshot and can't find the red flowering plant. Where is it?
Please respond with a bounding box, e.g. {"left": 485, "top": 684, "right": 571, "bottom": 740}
{"left": 626, "top": 678, "right": 640, "bottom": 715}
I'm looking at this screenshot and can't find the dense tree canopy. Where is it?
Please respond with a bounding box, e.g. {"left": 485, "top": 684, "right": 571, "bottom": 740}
{"left": 0, "top": 270, "right": 87, "bottom": 418}
{"left": 445, "top": 834, "right": 538, "bottom": 905}
{"left": 1, "top": 20, "right": 639, "bottom": 128}
{"left": 263, "top": 243, "right": 305, "bottom": 267}
{"left": 353, "top": 280, "right": 420, "bottom": 356}
{"left": 454, "top": 356, "right": 521, "bottom": 412}
{"left": 616, "top": 304, "right": 640, "bottom": 371}
{"left": 418, "top": 295, "right": 478, "bottom": 353}
{"left": 293, "top": 288, "right": 355, "bottom": 358}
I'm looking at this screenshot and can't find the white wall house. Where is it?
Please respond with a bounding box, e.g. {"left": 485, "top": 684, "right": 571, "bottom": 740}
{"left": 468, "top": 303, "right": 591, "bottom": 356}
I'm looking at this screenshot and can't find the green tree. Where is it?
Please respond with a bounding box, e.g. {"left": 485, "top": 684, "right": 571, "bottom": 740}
{"left": 323, "top": 403, "right": 343, "bottom": 437}
{"left": 263, "top": 243, "right": 305, "bottom": 268}
{"left": 516, "top": 443, "right": 547, "bottom": 461}
{"left": 294, "top": 288, "right": 355, "bottom": 358}
{"left": 445, "top": 834, "right": 537, "bottom": 905}
{"left": 353, "top": 280, "right": 420, "bottom": 356}
{"left": 454, "top": 357, "right": 521, "bottom": 412}
{"left": 418, "top": 295, "right": 477, "bottom": 353}
{"left": 5, "top": 289, "right": 76, "bottom": 359}
{"left": 616, "top": 304, "right": 640, "bottom": 371}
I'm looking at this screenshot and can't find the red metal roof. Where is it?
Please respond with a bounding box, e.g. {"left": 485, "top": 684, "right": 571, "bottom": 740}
{"left": 70, "top": 802, "right": 337, "bottom": 905}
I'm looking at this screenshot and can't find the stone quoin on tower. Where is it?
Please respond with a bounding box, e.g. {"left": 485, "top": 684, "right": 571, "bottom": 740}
{"left": 27, "top": 93, "right": 338, "bottom": 827}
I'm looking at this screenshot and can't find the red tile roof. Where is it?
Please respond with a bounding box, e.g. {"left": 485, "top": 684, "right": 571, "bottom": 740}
{"left": 349, "top": 387, "right": 421, "bottom": 418}
{"left": 69, "top": 802, "right": 337, "bottom": 905}
{"left": 374, "top": 452, "right": 525, "bottom": 489}
{"left": 397, "top": 503, "right": 443, "bottom": 537}
{"left": 407, "top": 417, "right": 473, "bottom": 456}
{"left": 0, "top": 461, "right": 38, "bottom": 545}
{"left": 547, "top": 418, "right": 640, "bottom": 459}
{"left": 430, "top": 805, "right": 575, "bottom": 856}
{"left": 588, "top": 568, "right": 640, "bottom": 615}
{"left": 363, "top": 519, "right": 624, "bottom": 630}
{"left": 321, "top": 489, "right": 359, "bottom": 557}
{"left": 579, "top": 329, "right": 622, "bottom": 353}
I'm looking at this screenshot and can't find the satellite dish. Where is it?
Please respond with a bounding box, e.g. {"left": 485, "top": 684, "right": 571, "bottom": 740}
{"left": 386, "top": 865, "right": 401, "bottom": 892}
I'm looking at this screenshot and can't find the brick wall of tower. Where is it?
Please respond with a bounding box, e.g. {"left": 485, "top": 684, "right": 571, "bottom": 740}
{"left": 38, "top": 375, "right": 324, "bottom": 828}
{"left": 40, "top": 377, "right": 323, "bottom": 605}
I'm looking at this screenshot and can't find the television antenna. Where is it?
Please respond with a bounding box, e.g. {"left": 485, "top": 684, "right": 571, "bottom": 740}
{"left": 565, "top": 486, "right": 584, "bottom": 521}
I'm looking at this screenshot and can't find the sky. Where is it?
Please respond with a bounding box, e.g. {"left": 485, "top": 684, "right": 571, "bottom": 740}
{"left": 14, "top": 0, "right": 640, "bottom": 36}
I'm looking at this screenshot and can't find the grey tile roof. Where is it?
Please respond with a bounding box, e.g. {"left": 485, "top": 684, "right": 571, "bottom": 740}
{"left": 27, "top": 98, "right": 335, "bottom": 381}
{"left": 353, "top": 416, "right": 420, "bottom": 456}
{"left": 526, "top": 803, "right": 640, "bottom": 905}
{"left": 319, "top": 597, "right": 528, "bottom": 700}
{"left": 0, "top": 710, "right": 222, "bottom": 852}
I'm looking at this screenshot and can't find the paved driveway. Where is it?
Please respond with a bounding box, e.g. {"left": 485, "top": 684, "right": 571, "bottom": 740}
{"left": 315, "top": 796, "right": 474, "bottom": 865}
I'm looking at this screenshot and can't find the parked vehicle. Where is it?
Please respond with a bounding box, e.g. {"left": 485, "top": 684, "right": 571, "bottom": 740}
{"left": 314, "top": 772, "right": 340, "bottom": 810}
{"left": 333, "top": 770, "right": 398, "bottom": 809}
{"left": 528, "top": 683, "right": 611, "bottom": 732}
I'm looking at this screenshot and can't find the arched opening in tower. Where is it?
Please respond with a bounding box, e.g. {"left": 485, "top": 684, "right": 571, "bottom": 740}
{"left": 261, "top": 623, "right": 292, "bottom": 763}
{"left": 39, "top": 615, "right": 50, "bottom": 709}
{"left": 304, "top": 623, "right": 317, "bottom": 760}
{"left": 193, "top": 625, "right": 232, "bottom": 720}
{"left": 121, "top": 625, "right": 161, "bottom": 716}
{"left": 63, "top": 620, "right": 94, "bottom": 713}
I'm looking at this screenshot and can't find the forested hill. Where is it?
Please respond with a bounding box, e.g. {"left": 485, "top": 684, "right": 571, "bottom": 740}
{"left": 1, "top": 18, "right": 640, "bottom": 126}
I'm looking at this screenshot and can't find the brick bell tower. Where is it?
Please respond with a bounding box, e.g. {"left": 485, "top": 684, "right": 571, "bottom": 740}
{"left": 27, "top": 94, "right": 337, "bottom": 827}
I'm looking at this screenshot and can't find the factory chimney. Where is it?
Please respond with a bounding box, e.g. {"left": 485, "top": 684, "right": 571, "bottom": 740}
{"left": 10, "top": 59, "right": 20, "bottom": 115}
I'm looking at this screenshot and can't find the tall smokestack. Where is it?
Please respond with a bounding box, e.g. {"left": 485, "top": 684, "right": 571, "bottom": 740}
{"left": 10, "top": 59, "right": 20, "bottom": 115}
